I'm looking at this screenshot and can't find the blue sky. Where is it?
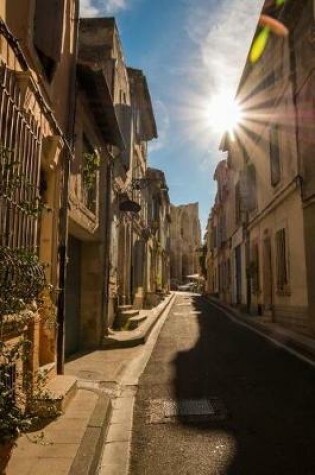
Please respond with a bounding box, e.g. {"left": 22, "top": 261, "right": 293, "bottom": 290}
{"left": 81, "top": 0, "right": 263, "bottom": 233}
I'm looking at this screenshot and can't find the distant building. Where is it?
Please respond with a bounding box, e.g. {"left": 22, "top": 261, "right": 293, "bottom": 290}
{"left": 170, "top": 203, "right": 201, "bottom": 285}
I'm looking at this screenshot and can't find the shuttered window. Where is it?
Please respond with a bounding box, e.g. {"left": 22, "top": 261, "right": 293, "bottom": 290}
{"left": 33, "top": 0, "right": 65, "bottom": 80}
{"left": 235, "top": 181, "right": 242, "bottom": 225}
{"left": 276, "top": 228, "right": 289, "bottom": 292}
{"left": 251, "top": 242, "right": 260, "bottom": 294}
{"left": 270, "top": 125, "right": 281, "bottom": 186}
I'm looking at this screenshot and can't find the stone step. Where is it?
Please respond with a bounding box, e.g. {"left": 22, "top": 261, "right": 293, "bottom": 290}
{"left": 128, "top": 313, "right": 148, "bottom": 330}
{"left": 120, "top": 309, "right": 140, "bottom": 318}
{"left": 115, "top": 309, "right": 140, "bottom": 329}
{"left": 33, "top": 375, "right": 77, "bottom": 417}
{"left": 117, "top": 305, "right": 133, "bottom": 314}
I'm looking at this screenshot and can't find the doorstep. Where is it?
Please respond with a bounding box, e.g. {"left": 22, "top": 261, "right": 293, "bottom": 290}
{"left": 103, "top": 293, "right": 176, "bottom": 349}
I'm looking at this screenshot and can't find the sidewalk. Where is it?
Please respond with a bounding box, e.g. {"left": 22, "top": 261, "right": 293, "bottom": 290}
{"left": 4, "top": 293, "right": 176, "bottom": 475}
{"left": 205, "top": 295, "right": 315, "bottom": 363}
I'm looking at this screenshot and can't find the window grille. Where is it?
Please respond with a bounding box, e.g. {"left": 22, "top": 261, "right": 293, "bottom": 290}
{"left": 0, "top": 63, "right": 42, "bottom": 252}
{"left": 0, "top": 63, "right": 45, "bottom": 318}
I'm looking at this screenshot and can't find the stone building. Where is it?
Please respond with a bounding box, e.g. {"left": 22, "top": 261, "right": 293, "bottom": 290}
{"left": 145, "top": 167, "right": 171, "bottom": 305}
{"left": 0, "top": 0, "right": 78, "bottom": 389}
{"left": 207, "top": 0, "right": 315, "bottom": 335}
{"left": 123, "top": 67, "right": 158, "bottom": 311}
{"left": 170, "top": 203, "right": 201, "bottom": 285}
{"left": 72, "top": 19, "right": 160, "bottom": 335}
{"left": 64, "top": 18, "right": 125, "bottom": 355}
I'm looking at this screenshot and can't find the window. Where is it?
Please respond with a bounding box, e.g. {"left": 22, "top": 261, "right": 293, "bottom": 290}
{"left": 270, "top": 125, "right": 281, "bottom": 186}
{"left": 235, "top": 181, "right": 242, "bottom": 225}
{"left": 251, "top": 242, "right": 260, "bottom": 294}
{"left": 246, "top": 164, "right": 258, "bottom": 211}
{"left": 81, "top": 134, "right": 98, "bottom": 213}
{"left": 227, "top": 258, "right": 231, "bottom": 288}
{"left": 33, "top": 0, "right": 65, "bottom": 81}
{"left": 276, "top": 228, "right": 289, "bottom": 293}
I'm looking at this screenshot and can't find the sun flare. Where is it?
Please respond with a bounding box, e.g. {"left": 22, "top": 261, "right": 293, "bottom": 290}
{"left": 206, "top": 92, "right": 242, "bottom": 137}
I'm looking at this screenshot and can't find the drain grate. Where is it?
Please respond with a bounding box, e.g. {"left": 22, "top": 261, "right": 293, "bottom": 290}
{"left": 147, "top": 398, "right": 226, "bottom": 424}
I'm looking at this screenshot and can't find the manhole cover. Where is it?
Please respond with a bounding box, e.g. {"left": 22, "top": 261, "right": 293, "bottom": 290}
{"left": 147, "top": 398, "right": 226, "bottom": 424}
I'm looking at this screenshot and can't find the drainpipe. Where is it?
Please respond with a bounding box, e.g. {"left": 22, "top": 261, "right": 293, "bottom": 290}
{"left": 56, "top": 0, "right": 79, "bottom": 374}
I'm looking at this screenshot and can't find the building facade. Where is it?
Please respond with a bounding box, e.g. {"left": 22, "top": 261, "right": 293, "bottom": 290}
{"left": 207, "top": 0, "right": 315, "bottom": 336}
{"left": 0, "top": 0, "right": 78, "bottom": 393}
{"left": 145, "top": 167, "right": 171, "bottom": 306}
{"left": 65, "top": 18, "right": 125, "bottom": 354}
{"left": 170, "top": 203, "right": 201, "bottom": 286}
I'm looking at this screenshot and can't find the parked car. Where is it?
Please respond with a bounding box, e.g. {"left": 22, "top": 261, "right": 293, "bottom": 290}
{"left": 177, "top": 282, "right": 196, "bottom": 292}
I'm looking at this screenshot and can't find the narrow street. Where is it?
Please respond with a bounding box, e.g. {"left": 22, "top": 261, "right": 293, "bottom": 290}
{"left": 130, "top": 293, "right": 315, "bottom": 475}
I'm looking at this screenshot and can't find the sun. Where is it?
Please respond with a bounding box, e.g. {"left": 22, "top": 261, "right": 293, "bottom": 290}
{"left": 206, "top": 91, "right": 242, "bottom": 138}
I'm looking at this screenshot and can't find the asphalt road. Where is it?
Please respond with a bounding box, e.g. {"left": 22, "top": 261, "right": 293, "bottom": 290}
{"left": 129, "top": 293, "right": 315, "bottom": 475}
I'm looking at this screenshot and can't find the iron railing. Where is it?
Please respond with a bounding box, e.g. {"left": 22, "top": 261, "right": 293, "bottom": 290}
{"left": 0, "top": 62, "right": 45, "bottom": 316}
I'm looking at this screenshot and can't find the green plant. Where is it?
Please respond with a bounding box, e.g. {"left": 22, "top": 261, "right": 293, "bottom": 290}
{"left": 0, "top": 144, "right": 56, "bottom": 447}
{"left": 0, "top": 297, "right": 58, "bottom": 446}
{"left": 82, "top": 151, "right": 100, "bottom": 191}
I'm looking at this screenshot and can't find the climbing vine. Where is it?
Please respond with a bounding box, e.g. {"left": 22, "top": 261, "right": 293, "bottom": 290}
{"left": 82, "top": 151, "right": 100, "bottom": 191}
{"left": 0, "top": 144, "right": 56, "bottom": 447}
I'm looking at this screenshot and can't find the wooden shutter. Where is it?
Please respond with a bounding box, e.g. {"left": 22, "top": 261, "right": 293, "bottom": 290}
{"left": 270, "top": 125, "right": 281, "bottom": 186}
{"left": 276, "top": 228, "right": 288, "bottom": 290}
{"left": 33, "top": 0, "right": 65, "bottom": 63}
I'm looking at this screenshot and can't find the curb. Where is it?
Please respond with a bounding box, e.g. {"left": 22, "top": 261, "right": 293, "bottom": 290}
{"left": 103, "top": 293, "right": 176, "bottom": 349}
{"left": 69, "top": 393, "right": 112, "bottom": 475}
{"left": 203, "top": 295, "right": 315, "bottom": 363}
{"left": 98, "top": 293, "right": 177, "bottom": 474}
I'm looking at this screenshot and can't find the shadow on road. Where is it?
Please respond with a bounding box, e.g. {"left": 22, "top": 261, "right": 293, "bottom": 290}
{"left": 173, "top": 295, "right": 315, "bottom": 474}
